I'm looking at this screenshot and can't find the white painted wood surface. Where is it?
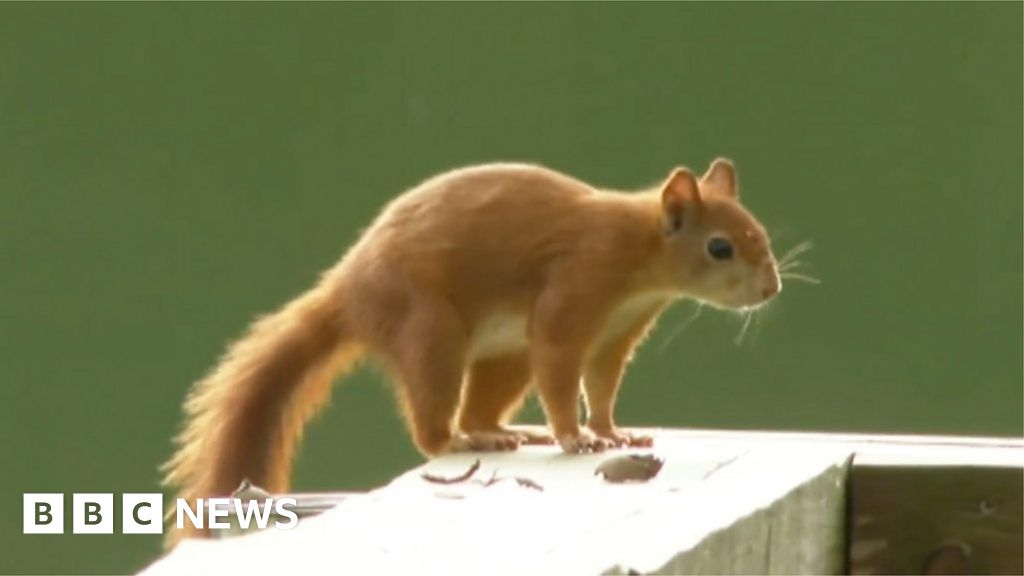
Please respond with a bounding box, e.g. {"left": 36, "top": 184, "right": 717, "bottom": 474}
{"left": 141, "top": 430, "right": 851, "bottom": 575}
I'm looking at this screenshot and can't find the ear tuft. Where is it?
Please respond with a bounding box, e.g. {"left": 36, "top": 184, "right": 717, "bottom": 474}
{"left": 701, "top": 157, "right": 738, "bottom": 198}
{"left": 661, "top": 167, "right": 701, "bottom": 233}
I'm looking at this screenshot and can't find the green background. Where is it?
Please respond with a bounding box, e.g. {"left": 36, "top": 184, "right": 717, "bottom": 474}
{"left": 1, "top": 3, "right": 1021, "bottom": 574}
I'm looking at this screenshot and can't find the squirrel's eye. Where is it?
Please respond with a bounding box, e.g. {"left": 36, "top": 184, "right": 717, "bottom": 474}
{"left": 707, "top": 237, "right": 734, "bottom": 261}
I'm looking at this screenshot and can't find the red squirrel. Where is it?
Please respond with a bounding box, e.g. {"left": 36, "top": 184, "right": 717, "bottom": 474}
{"left": 162, "top": 159, "right": 781, "bottom": 543}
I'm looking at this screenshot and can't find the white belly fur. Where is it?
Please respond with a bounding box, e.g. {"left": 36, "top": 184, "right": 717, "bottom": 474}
{"left": 467, "top": 313, "right": 529, "bottom": 360}
{"left": 467, "top": 292, "right": 673, "bottom": 362}
{"left": 595, "top": 291, "right": 673, "bottom": 350}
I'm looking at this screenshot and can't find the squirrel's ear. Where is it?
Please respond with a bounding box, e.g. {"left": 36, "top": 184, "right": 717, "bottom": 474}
{"left": 701, "top": 157, "right": 738, "bottom": 199}
{"left": 661, "top": 167, "right": 701, "bottom": 233}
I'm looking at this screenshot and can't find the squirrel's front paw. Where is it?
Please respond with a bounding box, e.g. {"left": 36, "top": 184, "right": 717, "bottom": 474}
{"left": 557, "top": 431, "right": 614, "bottom": 454}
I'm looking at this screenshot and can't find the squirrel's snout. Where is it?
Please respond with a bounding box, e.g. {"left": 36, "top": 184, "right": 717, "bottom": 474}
{"left": 760, "top": 261, "right": 781, "bottom": 300}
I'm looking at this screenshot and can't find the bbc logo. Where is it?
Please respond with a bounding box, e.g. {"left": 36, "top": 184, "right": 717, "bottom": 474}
{"left": 23, "top": 493, "right": 162, "bottom": 535}
{"left": 25, "top": 493, "right": 299, "bottom": 534}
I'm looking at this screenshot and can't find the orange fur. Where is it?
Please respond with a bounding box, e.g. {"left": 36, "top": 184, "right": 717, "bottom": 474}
{"left": 162, "top": 159, "right": 781, "bottom": 545}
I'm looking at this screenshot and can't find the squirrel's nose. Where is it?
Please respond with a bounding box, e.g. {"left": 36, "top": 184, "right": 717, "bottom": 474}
{"left": 761, "top": 262, "right": 781, "bottom": 299}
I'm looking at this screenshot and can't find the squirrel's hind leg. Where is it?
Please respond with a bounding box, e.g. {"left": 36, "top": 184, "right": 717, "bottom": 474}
{"left": 385, "top": 299, "right": 471, "bottom": 456}
{"left": 458, "top": 353, "right": 554, "bottom": 447}
{"left": 383, "top": 298, "right": 527, "bottom": 454}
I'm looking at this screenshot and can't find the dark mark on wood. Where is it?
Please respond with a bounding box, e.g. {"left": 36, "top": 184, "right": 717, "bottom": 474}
{"left": 513, "top": 477, "right": 544, "bottom": 491}
{"left": 595, "top": 454, "right": 664, "bottom": 483}
{"left": 701, "top": 450, "right": 748, "bottom": 481}
{"left": 421, "top": 459, "right": 481, "bottom": 485}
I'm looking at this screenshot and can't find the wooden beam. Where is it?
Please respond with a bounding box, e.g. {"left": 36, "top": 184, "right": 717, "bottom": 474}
{"left": 146, "top": 428, "right": 1022, "bottom": 576}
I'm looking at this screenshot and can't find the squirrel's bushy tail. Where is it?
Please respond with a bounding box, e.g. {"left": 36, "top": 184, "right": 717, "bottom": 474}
{"left": 161, "top": 278, "right": 362, "bottom": 546}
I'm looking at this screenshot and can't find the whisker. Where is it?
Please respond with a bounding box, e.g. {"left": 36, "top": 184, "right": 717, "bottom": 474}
{"left": 778, "top": 259, "right": 807, "bottom": 272}
{"left": 657, "top": 304, "right": 704, "bottom": 353}
{"left": 779, "top": 240, "right": 813, "bottom": 267}
{"left": 780, "top": 272, "right": 821, "bottom": 285}
{"left": 750, "top": 309, "right": 766, "bottom": 345}
{"left": 734, "top": 310, "right": 755, "bottom": 346}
